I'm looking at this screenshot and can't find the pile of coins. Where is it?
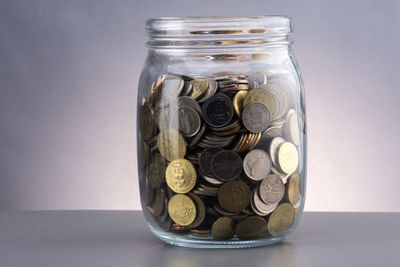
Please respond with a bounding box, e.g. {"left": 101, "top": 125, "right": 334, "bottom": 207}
{"left": 139, "top": 71, "right": 303, "bottom": 241}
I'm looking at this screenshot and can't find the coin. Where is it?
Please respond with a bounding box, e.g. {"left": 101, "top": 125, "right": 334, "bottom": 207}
{"left": 170, "top": 106, "right": 201, "bottom": 137}
{"left": 157, "top": 128, "right": 186, "bottom": 161}
{"left": 251, "top": 189, "right": 278, "bottom": 216}
{"left": 232, "top": 90, "right": 248, "bottom": 118}
{"left": 243, "top": 149, "right": 272, "bottom": 181}
{"left": 140, "top": 140, "right": 150, "bottom": 169}
{"left": 139, "top": 100, "right": 154, "bottom": 141}
{"left": 277, "top": 142, "right": 299, "bottom": 174}
{"left": 242, "top": 102, "right": 271, "bottom": 133}
{"left": 211, "top": 150, "right": 243, "bottom": 181}
{"left": 172, "top": 96, "right": 202, "bottom": 114}
{"left": 269, "top": 136, "right": 285, "bottom": 166}
{"left": 287, "top": 173, "right": 301, "bottom": 208}
{"left": 243, "top": 88, "right": 276, "bottom": 116}
{"left": 168, "top": 194, "right": 197, "bottom": 226}
{"left": 187, "top": 123, "right": 206, "bottom": 148}
{"left": 146, "top": 152, "right": 166, "bottom": 189}
{"left": 218, "top": 180, "right": 251, "bottom": 213}
{"left": 147, "top": 187, "right": 165, "bottom": 217}
{"left": 202, "top": 94, "right": 234, "bottom": 128}
{"left": 198, "top": 79, "right": 218, "bottom": 103}
{"left": 284, "top": 109, "right": 300, "bottom": 146}
{"left": 156, "top": 75, "right": 184, "bottom": 108}
{"left": 247, "top": 72, "right": 268, "bottom": 88}
{"left": 211, "top": 217, "right": 235, "bottom": 241}
{"left": 199, "top": 148, "right": 222, "bottom": 178}
{"left": 190, "top": 78, "right": 209, "bottom": 100}
{"left": 187, "top": 192, "right": 206, "bottom": 228}
{"left": 190, "top": 229, "right": 211, "bottom": 237}
{"left": 166, "top": 158, "right": 197, "bottom": 194}
{"left": 235, "top": 216, "right": 267, "bottom": 240}
{"left": 259, "top": 174, "right": 285, "bottom": 204}
{"left": 267, "top": 203, "right": 295, "bottom": 236}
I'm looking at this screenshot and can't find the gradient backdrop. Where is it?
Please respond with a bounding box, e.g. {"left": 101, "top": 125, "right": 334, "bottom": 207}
{"left": 1, "top": 0, "right": 399, "bottom": 211}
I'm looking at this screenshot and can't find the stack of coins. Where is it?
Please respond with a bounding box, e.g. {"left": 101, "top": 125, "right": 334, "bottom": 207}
{"left": 139, "top": 71, "right": 303, "bottom": 240}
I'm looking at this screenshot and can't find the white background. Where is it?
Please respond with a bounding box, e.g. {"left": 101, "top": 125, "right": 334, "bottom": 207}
{"left": 0, "top": 0, "right": 399, "bottom": 211}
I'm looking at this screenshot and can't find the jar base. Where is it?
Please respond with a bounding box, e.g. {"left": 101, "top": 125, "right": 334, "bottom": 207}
{"left": 148, "top": 223, "right": 286, "bottom": 249}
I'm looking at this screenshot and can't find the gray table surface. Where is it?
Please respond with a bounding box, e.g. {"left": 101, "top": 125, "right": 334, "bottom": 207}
{"left": 0, "top": 211, "right": 399, "bottom": 267}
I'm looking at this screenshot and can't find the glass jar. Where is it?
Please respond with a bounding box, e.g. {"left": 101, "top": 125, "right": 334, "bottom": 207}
{"left": 137, "top": 16, "right": 306, "bottom": 248}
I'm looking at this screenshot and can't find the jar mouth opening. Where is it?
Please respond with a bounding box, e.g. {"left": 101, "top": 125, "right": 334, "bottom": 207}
{"left": 146, "top": 16, "right": 292, "bottom": 50}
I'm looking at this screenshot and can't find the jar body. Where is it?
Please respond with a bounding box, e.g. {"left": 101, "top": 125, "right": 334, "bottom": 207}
{"left": 137, "top": 17, "right": 306, "bottom": 248}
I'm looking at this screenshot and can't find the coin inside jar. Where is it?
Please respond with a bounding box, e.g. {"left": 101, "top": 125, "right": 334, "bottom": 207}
{"left": 190, "top": 78, "right": 209, "bottom": 100}
{"left": 235, "top": 216, "right": 268, "bottom": 240}
{"left": 146, "top": 152, "right": 165, "bottom": 189}
{"left": 211, "top": 216, "right": 235, "bottom": 241}
{"left": 211, "top": 150, "right": 243, "bottom": 181}
{"left": 168, "top": 194, "right": 197, "bottom": 226}
{"left": 243, "top": 149, "right": 272, "bottom": 181}
{"left": 217, "top": 180, "right": 251, "bottom": 213}
{"left": 233, "top": 90, "right": 248, "bottom": 118}
{"left": 166, "top": 158, "right": 197, "bottom": 194}
{"left": 202, "top": 94, "right": 234, "bottom": 128}
{"left": 199, "top": 148, "right": 222, "bottom": 178}
{"left": 139, "top": 100, "right": 155, "bottom": 141}
{"left": 157, "top": 128, "right": 186, "bottom": 161}
{"left": 242, "top": 102, "right": 271, "bottom": 133}
{"left": 156, "top": 75, "right": 185, "bottom": 108}
{"left": 267, "top": 202, "right": 295, "bottom": 236}
{"left": 277, "top": 142, "right": 299, "bottom": 174}
{"left": 170, "top": 105, "right": 201, "bottom": 137}
{"left": 258, "top": 174, "right": 285, "bottom": 204}
{"left": 287, "top": 173, "right": 301, "bottom": 208}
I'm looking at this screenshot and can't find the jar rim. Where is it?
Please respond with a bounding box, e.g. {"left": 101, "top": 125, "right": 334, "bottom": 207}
{"left": 146, "top": 16, "right": 292, "bottom": 36}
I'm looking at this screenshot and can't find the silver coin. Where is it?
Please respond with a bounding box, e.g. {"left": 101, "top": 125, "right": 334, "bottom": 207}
{"left": 269, "top": 137, "right": 285, "bottom": 166}
{"left": 172, "top": 96, "right": 202, "bottom": 115}
{"left": 242, "top": 102, "right": 271, "bottom": 133}
{"left": 258, "top": 174, "right": 285, "bottom": 204}
{"left": 284, "top": 109, "right": 300, "bottom": 146}
{"left": 243, "top": 149, "right": 272, "bottom": 181}
{"left": 251, "top": 190, "right": 278, "bottom": 216}
{"left": 170, "top": 106, "right": 201, "bottom": 137}
{"left": 155, "top": 75, "right": 184, "bottom": 108}
{"left": 248, "top": 72, "right": 268, "bottom": 89}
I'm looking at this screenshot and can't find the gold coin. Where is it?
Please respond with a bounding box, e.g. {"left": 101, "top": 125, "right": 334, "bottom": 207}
{"left": 235, "top": 216, "right": 267, "bottom": 240}
{"left": 233, "top": 90, "right": 248, "bottom": 118}
{"left": 139, "top": 100, "right": 154, "bottom": 141}
{"left": 146, "top": 152, "right": 165, "bottom": 189}
{"left": 190, "top": 79, "right": 209, "bottom": 100}
{"left": 211, "top": 216, "right": 235, "bottom": 241}
{"left": 243, "top": 88, "right": 276, "bottom": 116}
{"left": 277, "top": 142, "right": 299, "bottom": 174}
{"left": 218, "top": 180, "right": 251, "bottom": 213}
{"left": 166, "top": 159, "right": 197, "bottom": 193}
{"left": 190, "top": 229, "right": 211, "bottom": 237}
{"left": 267, "top": 203, "right": 295, "bottom": 236}
{"left": 168, "top": 194, "right": 197, "bottom": 226}
{"left": 187, "top": 192, "right": 206, "bottom": 228}
{"left": 157, "top": 128, "right": 186, "bottom": 161}
{"left": 287, "top": 173, "right": 301, "bottom": 208}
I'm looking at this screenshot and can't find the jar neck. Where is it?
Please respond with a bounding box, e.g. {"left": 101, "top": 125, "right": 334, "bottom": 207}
{"left": 146, "top": 16, "right": 292, "bottom": 53}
